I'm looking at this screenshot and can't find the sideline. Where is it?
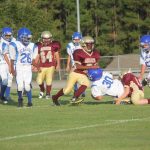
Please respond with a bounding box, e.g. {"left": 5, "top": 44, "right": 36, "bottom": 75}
{"left": 0, "top": 117, "right": 149, "bottom": 141}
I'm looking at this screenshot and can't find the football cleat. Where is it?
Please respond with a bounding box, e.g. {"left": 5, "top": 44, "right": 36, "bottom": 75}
{"left": 52, "top": 95, "right": 60, "bottom": 106}
{"left": 27, "top": 102, "right": 33, "bottom": 107}
{"left": 70, "top": 97, "right": 84, "bottom": 104}
{"left": 18, "top": 98, "right": 23, "bottom": 107}
{"left": 45, "top": 94, "right": 50, "bottom": 99}
{"left": 39, "top": 92, "right": 44, "bottom": 99}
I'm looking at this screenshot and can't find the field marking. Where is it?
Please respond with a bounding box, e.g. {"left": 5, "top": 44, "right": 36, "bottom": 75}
{"left": 0, "top": 117, "right": 150, "bottom": 142}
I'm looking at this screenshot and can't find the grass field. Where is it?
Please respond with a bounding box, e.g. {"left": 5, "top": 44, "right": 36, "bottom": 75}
{"left": 0, "top": 87, "right": 150, "bottom": 150}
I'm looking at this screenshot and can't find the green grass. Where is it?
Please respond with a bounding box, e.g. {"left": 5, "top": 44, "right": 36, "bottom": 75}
{"left": 0, "top": 87, "right": 150, "bottom": 150}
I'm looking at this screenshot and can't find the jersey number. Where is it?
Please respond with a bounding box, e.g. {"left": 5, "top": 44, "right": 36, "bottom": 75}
{"left": 21, "top": 53, "right": 31, "bottom": 64}
{"left": 40, "top": 51, "right": 52, "bottom": 63}
{"left": 102, "top": 76, "right": 113, "bottom": 88}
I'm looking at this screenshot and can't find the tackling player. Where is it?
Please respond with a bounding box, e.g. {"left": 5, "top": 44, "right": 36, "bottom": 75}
{"left": 9, "top": 27, "right": 38, "bottom": 107}
{"left": 87, "top": 68, "right": 129, "bottom": 104}
{"left": 33, "top": 31, "right": 61, "bottom": 99}
{"left": 139, "top": 35, "right": 150, "bottom": 86}
{"left": 52, "top": 36, "right": 100, "bottom": 106}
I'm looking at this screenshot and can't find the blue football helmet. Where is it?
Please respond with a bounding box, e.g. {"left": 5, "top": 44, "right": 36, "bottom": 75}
{"left": 1, "top": 27, "right": 13, "bottom": 42}
{"left": 140, "top": 35, "right": 150, "bottom": 52}
{"left": 87, "top": 68, "right": 103, "bottom": 81}
{"left": 17, "top": 27, "right": 32, "bottom": 46}
{"left": 72, "top": 32, "right": 82, "bottom": 46}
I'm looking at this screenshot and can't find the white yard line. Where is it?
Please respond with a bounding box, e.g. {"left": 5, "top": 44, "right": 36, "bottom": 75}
{"left": 0, "top": 117, "right": 149, "bottom": 142}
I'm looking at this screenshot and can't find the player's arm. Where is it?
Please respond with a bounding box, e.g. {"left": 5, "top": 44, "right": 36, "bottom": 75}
{"left": 55, "top": 51, "right": 60, "bottom": 71}
{"left": 66, "top": 55, "right": 71, "bottom": 72}
{"left": 75, "top": 62, "right": 99, "bottom": 70}
{"left": 115, "top": 85, "right": 130, "bottom": 105}
{"left": 3, "top": 54, "right": 11, "bottom": 74}
{"left": 139, "top": 64, "right": 146, "bottom": 80}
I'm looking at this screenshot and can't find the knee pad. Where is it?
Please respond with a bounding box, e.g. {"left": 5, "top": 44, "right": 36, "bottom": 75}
{"left": 25, "top": 84, "right": 31, "bottom": 92}
{"left": 37, "top": 78, "right": 43, "bottom": 85}
{"left": 18, "top": 84, "right": 24, "bottom": 91}
{"left": 63, "top": 87, "right": 72, "bottom": 95}
{"left": 7, "top": 79, "right": 13, "bottom": 87}
{"left": 2, "top": 79, "right": 8, "bottom": 86}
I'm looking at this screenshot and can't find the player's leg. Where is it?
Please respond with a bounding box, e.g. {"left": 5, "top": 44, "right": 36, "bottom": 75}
{"left": 0, "top": 64, "right": 8, "bottom": 104}
{"left": 36, "top": 67, "right": 46, "bottom": 98}
{"left": 24, "top": 67, "right": 33, "bottom": 107}
{"left": 45, "top": 66, "right": 55, "bottom": 99}
{"left": 52, "top": 72, "right": 78, "bottom": 105}
{"left": 71, "top": 73, "right": 90, "bottom": 104}
{"left": 16, "top": 69, "right": 24, "bottom": 107}
{"left": 5, "top": 72, "right": 13, "bottom": 101}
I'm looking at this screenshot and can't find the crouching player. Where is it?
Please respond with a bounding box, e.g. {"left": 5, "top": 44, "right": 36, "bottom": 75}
{"left": 115, "top": 72, "right": 150, "bottom": 105}
{"left": 87, "top": 68, "right": 130, "bottom": 104}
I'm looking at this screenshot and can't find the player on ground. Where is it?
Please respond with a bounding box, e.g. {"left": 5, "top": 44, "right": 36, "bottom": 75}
{"left": 87, "top": 68, "right": 129, "bottom": 104}
{"left": 139, "top": 35, "right": 150, "bottom": 87}
{"left": 66, "top": 32, "right": 85, "bottom": 97}
{"left": 9, "top": 27, "right": 38, "bottom": 107}
{"left": 52, "top": 36, "right": 100, "bottom": 106}
{"left": 115, "top": 72, "right": 150, "bottom": 105}
{"left": 33, "top": 31, "right": 61, "bottom": 99}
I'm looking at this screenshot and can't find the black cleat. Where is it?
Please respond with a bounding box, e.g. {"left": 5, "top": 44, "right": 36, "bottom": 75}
{"left": 18, "top": 98, "right": 23, "bottom": 107}
{"left": 27, "top": 102, "right": 33, "bottom": 107}
{"left": 52, "top": 95, "right": 60, "bottom": 106}
{"left": 70, "top": 97, "right": 84, "bottom": 104}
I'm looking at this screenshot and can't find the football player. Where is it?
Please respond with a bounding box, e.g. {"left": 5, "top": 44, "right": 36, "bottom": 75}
{"left": 139, "top": 35, "right": 150, "bottom": 86}
{"left": 33, "top": 31, "right": 61, "bottom": 99}
{"left": 0, "top": 27, "right": 12, "bottom": 103}
{"left": 0, "top": 27, "right": 16, "bottom": 102}
{"left": 66, "top": 32, "right": 85, "bottom": 97}
{"left": 52, "top": 36, "right": 100, "bottom": 106}
{"left": 115, "top": 72, "right": 150, "bottom": 105}
{"left": 87, "top": 68, "right": 129, "bottom": 104}
{"left": 9, "top": 27, "right": 38, "bottom": 107}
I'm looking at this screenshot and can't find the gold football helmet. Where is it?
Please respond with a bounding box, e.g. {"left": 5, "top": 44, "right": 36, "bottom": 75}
{"left": 81, "top": 36, "right": 94, "bottom": 52}
{"left": 41, "top": 31, "right": 52, "bottom": 45}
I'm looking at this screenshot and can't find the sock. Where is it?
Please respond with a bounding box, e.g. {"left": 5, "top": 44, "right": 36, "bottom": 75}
{"left": 5, "top": 86, "right": 11, "bottom": 98}
{"left": 26, "top": 90, "right": 32, "bottom": 103}
{"left": 74, "top": 85, "right": 87, "bottom": 98}
{"left": 148, "top": 99, "right": 150, "bottom": 104}
{"left": 74, "top": 82, "right": 78, "bottom": 91}
{"left": 1, "top": 85, "right": 7, "bottom": 98}
{"left": 46, "top": 85, "right": 52, "bottom": 95}
{"left": 39, "top": 83, "right": 45, "bottom": 92}
{"left": 18, "top": 91, "right": 22, "bottom": 100}
{"left": 54, "top": 88, "right": 64, "bottom": 100}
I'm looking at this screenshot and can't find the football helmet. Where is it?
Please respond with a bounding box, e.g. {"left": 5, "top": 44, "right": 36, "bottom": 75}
{"left": 72, "top": 32, "right": 82, "bottom": 46}
{"left": 81, "top": 36, "right": 94, "bottom": 52}
{"left": 1, "top": 27, "right": 13, "bottom": 42}
{"left": 18, "top": 27, "right": 32, "bottom": 46}
{"left": 41, "top": 31, "right": 52, "bottom": 45}
{"left": 87, "top": 68, "right": 103, "bottom": 81}
{"left": 140, "top": 35, "right": 150, "bottom": 52}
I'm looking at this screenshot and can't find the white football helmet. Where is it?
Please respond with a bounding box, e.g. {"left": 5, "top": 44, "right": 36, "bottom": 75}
{"left": 41, "top": 31, "right": 52, "bottom": 45}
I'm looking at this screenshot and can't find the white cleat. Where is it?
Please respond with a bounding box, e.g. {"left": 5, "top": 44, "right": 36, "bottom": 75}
{"left": 38, "top": 92, "right": 44, "bottom": 99}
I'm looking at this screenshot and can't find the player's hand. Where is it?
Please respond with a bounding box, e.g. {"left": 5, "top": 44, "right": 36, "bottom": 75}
{"left": 55, "top": 65, "right": 60, "bottom": 72}
{"left": 66, "top": 66, "right": 70, "bottom": 72}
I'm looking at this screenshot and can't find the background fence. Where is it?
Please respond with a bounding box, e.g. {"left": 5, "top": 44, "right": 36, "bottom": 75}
{"left": 52, "top": 54, "right": 146, "bottom": 80}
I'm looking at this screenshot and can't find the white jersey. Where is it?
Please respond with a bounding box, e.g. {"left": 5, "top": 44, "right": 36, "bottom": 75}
{"left": 140, "top": 49, "right": 150, "bottom": 69}
{"left": 91, "top": 72, "right": 124, "bottom": 98}
{"left": 9, "top": 40, "right": 38, "bottom": 68}
{"left": 0, "top": 38, "right": 9, "bottom": 64}
{"left": 66, "top": 42, "right": 82, "bottom": 66}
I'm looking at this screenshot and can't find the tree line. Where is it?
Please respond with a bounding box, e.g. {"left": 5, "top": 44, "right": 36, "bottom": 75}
{"left": 0, "top": 0, "right": 150, "bottom": 56}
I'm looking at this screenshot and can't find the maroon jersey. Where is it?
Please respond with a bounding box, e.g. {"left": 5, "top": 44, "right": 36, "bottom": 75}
{"left": 37, "top": 41, "right": 61, "bottom": 67}
{"left": 121, "top": 73, "right": 143, "bottom": 96}
{"left": 73, "top": 48, "right": 100, "bottom": 74}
